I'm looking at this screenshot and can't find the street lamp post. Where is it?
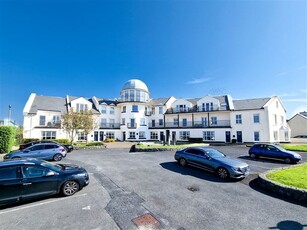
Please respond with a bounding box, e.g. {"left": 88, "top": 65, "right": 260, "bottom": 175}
{"left": 8, "top": 105, "right": 11, "bottom": 125}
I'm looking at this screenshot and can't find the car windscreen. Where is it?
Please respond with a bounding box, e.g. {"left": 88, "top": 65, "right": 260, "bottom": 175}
{"left": 41, "top": 161, "right": 62, "bottom": 171}
{"left": 205, "top": 149, "right": 225, "bottom": 158}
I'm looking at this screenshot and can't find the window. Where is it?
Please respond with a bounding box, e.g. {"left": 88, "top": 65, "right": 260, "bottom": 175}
{"left": 122, "top": 106, "right": 126, "bottom": 113}
{"left": 273, "top": 131, "right": 278, "bottom": 141}
{"left": 182, "top": 118, "right": 187, "bottom": 127}
{"left": 129, "top": 132, "right": 136, "bottom": 139}
{"left": 132, "top": 105, "right": 138, "bottom": 112}
{"left": 276, "top": 101, "right": 279, "bottom": 108}
{"left": 151, "top": 107, "right": 155, "bottom": 115}
{"left": 150, "top": 132, "right": 158, "bottom": 139}
{"left": 121, "top": 118, "right": 125, "bottom": 125}
{"left": 210, "top": 117, "right": 217, "bottom": 125}
{"left": 41, "top": 131, "right": 56, "bottom": 139}
{"left": 78, "top": 132, "right": 86, "bottom": 141}
{"left": 253, "top": 114, "right": 260, "bottom": 123}
{"left": 159, "top": 119, "right": 163, "bottom": 126}
{"left": 52, "top": 115, "right": 60, "bottom": 125}
{"left": 236, "top": 114, "right": 242, "bottom": 124}
{"left": 109, "top": 119, "right": 115, "bottom": 128}
{"left": 159, "top": 107, "right": 163, "bottom": 114}
{"left": 152, "top": 120, "right": 155, "bottom": 128}
{"left": 179, "top": 131, "right": 190, "bottom": 140}
{"left": 0, "top": 167, "right": 18, "bottom": 180}
{"left": 101, "top": 118, "right": 107, "bottom": 128}
{"left": 39, "top": 116, "right": 46, "bottom": 126}
{"left": 254, "top": 132, "right": 260, "bottom": 141}
{"left": 201, "top": 117, "right": 208, "bottom": 126}
{"left": 130, "top": 118, "right": 135, "bottom": 128}
{"left": 203, "top": 131, "right": 215, "bottom": 141}
{"left": 44, "top": 144, "right": 57, "bottom": 150}
{"left": 110, "top": 107, "right": 115, "bottom": 115}
{"left": 173, "top": 118, "right": 179, "bottom": 126}
{"left": 202, "top": 102, "right": 213, "bottom": 111}
{"left": 140, "top": 118, "right": 146, "bottom": 126}
{"left": 176, "top": 105, "right": 187, "bottom": 112}
{"left": 77, "top": 103, "right": 88, "bottom": 112}
{"left": 139, "top": 131, "right": 146, "bottom": 139}
{"left": 274, "top": 114, "right": 277, "bottom": 125}
{"left": 140, "top": 91, "right": 145, "bottom": 102}
{"left": 106, "top": 132, "right": 115, "bottom": 139}
{"left": 280, "top": 116, "right": 284, "bottom": 125}
{"left": 22, "top": 166, "right": 51, "bottom": 178}
{"left": 101, "top": 106, "right": 107, "bottom": 114}
{"left": 136, "top": 90, "right": 140, "bottom": 101}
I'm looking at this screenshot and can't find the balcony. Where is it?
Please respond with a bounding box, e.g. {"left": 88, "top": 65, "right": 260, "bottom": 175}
{"left": 100, "top": 123, "right": 120, "bottom": 129}
{"left": 165, "top": 105, "right": 221, "bottom": 114}
{"left": 148, "top": 120, "right": 230, "bottom": 128}
{"left": 144, "top": 111, "right": 152, "bottom": 116}
{"left": 37, "top": 121, "right": 61, "bottom": 128}
{"left": 127, "top": 123, "right": 137, "bottom": 129}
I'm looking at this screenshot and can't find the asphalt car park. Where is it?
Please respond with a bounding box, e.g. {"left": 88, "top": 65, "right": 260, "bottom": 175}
{"left": 0, "top": 145, "right": 306, "bottom": 230}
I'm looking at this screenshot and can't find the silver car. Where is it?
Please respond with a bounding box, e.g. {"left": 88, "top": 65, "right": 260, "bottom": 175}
{"left": 175, "top": 147, "right": 249, "bottom": 179}
{"left": 4, "top": 143, "right": 67, "bottom": 161}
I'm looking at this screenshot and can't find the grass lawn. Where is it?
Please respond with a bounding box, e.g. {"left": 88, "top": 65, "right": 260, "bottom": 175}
{"left": 266, "top": 164, "right": 307, "bottom": 190}
{"left": 281, "top": 144, "right": 307, "bottom": 152}
{"left": 136, "top": 143, "right": 208, "bottom": 149}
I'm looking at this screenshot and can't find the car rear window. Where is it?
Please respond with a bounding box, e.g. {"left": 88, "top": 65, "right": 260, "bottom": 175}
{"left": 0, "top": 167, "right": 18, "bottom": 180}
{"left": 44, "top": 144, "right": 56, "bottom": 149}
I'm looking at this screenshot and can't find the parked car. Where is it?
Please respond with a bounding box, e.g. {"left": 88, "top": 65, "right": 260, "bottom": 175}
{"left": 248, "top": 143, "right": 302, "bottom": 164}
{"left": 174, "top": 147, "right": 249, "bottom": 179}
{"left": 0, "top": 158, "right": 89, "bottom": 206}
{"left": 5, "top": 143, "right": 67, "bottom": 161}
{"left": 19, "top": 140, "right": 73, "bottom": 152}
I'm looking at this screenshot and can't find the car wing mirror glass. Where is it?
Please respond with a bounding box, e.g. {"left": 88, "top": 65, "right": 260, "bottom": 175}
{"left": 45, "top": 171, "right": 56, "bottom": 177}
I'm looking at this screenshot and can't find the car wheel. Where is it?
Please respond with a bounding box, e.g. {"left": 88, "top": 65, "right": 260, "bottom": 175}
{"left": 216, "top": 167, "right": 229, "bottom": 179}
{"left": 62, "top": 181, "right": 80, "bottom": 196}
{"left": 179, "top": 158, "right": 187, "bottom": 167}
{"left": 250, "top": 153, "right": 257, "bottom": 159}
{"left": 53, "top": 154, "right": 63, "bottom": 161}
{"left": 284, "top": 157, "right": 292, "bottom": 164}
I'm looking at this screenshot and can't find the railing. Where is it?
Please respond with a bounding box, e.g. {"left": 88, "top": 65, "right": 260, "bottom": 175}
{"left": 165, "top": 105, "right": 221, "bottom": 114}
{"left": 45, "top": 122, "right": 61, "bottom": 128}
{"left": 100, "top": 123, "right": 120, "bottom": 129}
{"left": 127, "top": 123, "right": 137, "bottom": 129}
{"left": 144, "top": 111, "right": 152, "bottom": 116}
{"left": 148, "top": 120, "right": 230, "bottom": 128}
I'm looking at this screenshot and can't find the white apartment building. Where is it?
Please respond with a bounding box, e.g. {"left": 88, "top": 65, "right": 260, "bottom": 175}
{"left": 23, "top": 79, "right": 291, "bottom": 143}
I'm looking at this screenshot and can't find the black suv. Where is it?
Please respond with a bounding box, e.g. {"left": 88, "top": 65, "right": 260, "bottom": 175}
{"left": 0, "top": 159, "right": 89, "bottom": 206}
{"left": 19, "top": 140, "right": 73, "bottom": 152}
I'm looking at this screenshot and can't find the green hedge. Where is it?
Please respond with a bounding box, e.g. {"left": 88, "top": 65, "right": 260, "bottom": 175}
{"left": 188, "top": 137, "right": 203, "bottom": 143}
{"left": 54, "top": 139, "right": 70, "bottom": 144}
{"left": 0, "top": 126, "right": 16, "bottom": 154}
{"left": 23, "top": 138, "right": 39, "bottom": 144}
{"left": 85, "top": 142, "right": 105, "bottom": 146}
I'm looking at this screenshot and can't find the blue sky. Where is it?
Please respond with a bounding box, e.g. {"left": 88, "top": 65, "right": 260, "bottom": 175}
{"left": 0, "top": 0, "right": 306, "bottom": 124}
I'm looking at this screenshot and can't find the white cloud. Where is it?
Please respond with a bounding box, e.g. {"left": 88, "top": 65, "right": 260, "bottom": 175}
{"left": 186, "top": 77, "right": 212, "bottom": 85}
{"left": 300, "top": 89, "right": 307, "bottom": 93}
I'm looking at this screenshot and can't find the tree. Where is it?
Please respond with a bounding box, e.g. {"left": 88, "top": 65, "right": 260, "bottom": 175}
{"left": 62, "top": 109, "right": 94, "bottom": 144}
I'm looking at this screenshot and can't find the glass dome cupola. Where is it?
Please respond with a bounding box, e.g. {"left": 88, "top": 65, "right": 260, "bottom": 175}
{"left": 120, "top": 79, "right": 150, "bottom": 102}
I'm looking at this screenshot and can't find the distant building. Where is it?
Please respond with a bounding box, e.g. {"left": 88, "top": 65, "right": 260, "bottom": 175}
{"left": 0, "top": 118, "right": 18, "bottom": 127}
{"left": 23, "top": 79, "right": 291, "bottom": 143}
{"left": 287, "top": 112, "right": 307, "bottom": 138}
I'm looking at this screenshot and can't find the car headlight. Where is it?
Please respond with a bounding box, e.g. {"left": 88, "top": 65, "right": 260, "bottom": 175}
{"left": 76, "top": 173, "right": 88, "bottom": 177}
{"left": 231, "top": 167, "right": 240, "bottom": 172}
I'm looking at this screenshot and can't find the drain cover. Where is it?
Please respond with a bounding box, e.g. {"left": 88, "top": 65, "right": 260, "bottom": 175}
{"left": 133, "top": 213, "right": 161, "bottom": 229}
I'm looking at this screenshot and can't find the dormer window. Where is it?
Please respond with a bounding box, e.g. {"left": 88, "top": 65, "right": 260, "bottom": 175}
{"left": 176, "top": 105, "right": 187, "bottom": 112}
{"left": 202, "top": 102, "right": 213, "bottom": 111}
{"left": 77, "top": 103, "right": 88, "bottom": 112}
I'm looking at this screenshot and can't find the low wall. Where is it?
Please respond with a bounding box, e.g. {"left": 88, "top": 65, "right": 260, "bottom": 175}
{"left": 258, "top": 165, "right": 307, "bottom": 205}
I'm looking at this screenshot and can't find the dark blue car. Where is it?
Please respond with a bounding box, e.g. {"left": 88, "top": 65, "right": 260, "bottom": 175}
{"left": 248, "top": 143, "right": 301, "bottom": 164}
{"left": 175, "top": 147, "right": 249, "bottom": 179}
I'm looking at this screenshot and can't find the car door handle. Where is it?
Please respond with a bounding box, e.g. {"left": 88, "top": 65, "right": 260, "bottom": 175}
{"left": 23, "top": 183, "right": 32, "bottom": 186}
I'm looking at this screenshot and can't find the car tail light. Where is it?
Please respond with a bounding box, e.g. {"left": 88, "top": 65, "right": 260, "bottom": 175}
{"left": 61, "top": 148, "right": 65, "bottom": 152}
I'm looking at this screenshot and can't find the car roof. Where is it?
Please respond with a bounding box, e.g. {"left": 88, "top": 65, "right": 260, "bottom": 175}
{"left": 184, "top": 146, "right": 216, "bottom": 151}
{"left": 0, "top": 158, "right": 43, "bottom": 167}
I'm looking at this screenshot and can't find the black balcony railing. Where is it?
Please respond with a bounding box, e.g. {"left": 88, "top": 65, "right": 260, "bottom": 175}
{"left": 127, "top": 123, "right": 137, "bottom": 129}
{"left": 165, "top": 105, "right": 221, "bottom": 114}
{"left": 148, "top": 120, "right": 230, "bottom": 128}
{"left": 100, "top": 123, "right": 120, "bottom": 129}
{"left": 46, "top": 122, "right": 61, "bottom": 128}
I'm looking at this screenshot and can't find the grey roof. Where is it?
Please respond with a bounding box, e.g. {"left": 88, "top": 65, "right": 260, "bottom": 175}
{"left": 232, "top": 98, "right": 271, "bottom": 110}
{"left": 95, "top": 97, "right": 119, "bottom": 106}
{"left": 29, "top": 95, "right": 67, "bottom": 114}
{"left": 300, "top": 111, "right": 307, "bottom": 118}
{"left": 151, "top": 98, "right": 172, "bottom": 106}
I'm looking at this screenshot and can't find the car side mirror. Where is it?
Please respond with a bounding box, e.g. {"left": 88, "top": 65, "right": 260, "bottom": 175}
{"left": 24, "top": 150, "right": 30, "bottom": 153}
{"left": 45, "top": 171, "right": 56, "bottom": 177}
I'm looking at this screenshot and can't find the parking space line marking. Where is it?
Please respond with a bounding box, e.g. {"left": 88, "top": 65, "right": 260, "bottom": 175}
{"left": 0, "top": 193, "right": 87, "bottom": 215}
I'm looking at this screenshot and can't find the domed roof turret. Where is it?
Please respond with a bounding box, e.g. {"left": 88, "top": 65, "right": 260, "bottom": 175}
{"left": 121, "top": 79, "right": 149, "bottom": 93}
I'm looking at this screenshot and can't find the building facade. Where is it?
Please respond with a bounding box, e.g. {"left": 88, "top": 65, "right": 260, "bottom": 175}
{"left": 23, "top": 79, "right": 291, "bottom": 143}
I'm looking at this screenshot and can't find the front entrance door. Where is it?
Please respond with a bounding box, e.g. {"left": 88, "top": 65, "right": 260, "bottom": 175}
{"left": 94, "top": 131, "right": 98, "bottom": 141}
{"left": 123, "top": 132, "right": 126, "bottom": 141}
{"left": 160, "top": 132, "right": 164, "bottom": 142}
{"left": 99, "top": 131, "right": 104, "bottom": 141}
{"left": 237, "top": 131, "right": 242, "bottom": 143}
{"left": 225, "top": 131, "right": 231, "bottom": 143}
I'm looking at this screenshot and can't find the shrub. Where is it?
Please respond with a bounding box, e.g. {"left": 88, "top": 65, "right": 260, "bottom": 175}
{"left": 23, "top": 138, "right": 39, "bottom": 144}
{"left": 54, "top": 139, "right": 70, "bottom": 144}
{"left": 104, "top": 138, "right": 115, "bottom": 143}
{"left": 85, "top": 142, "right": 105, "bottom": 146}
{"left": 0, "top": 126, "right": 16, "bottom": 153}
{"left": 188, "top": 138, "right": 203, "bottom": 143}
